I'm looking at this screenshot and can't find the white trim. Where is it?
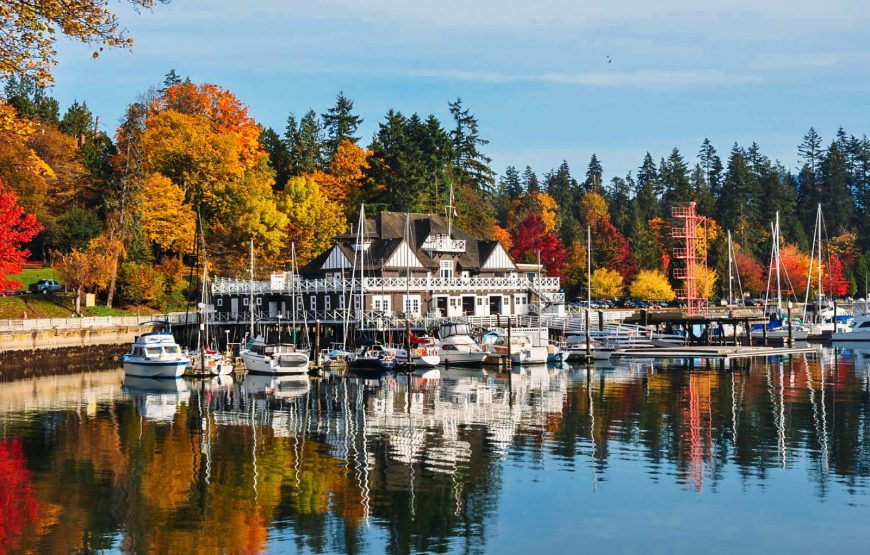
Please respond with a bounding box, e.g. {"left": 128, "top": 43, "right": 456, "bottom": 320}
{"left": 482, "top": 243, "right": 516, "bottom": 270}
{"left": 384, "top": 241, "right": 425, "bottom": 269}
{"left": 322, "top": 245, "right": 351, "bottom": 270}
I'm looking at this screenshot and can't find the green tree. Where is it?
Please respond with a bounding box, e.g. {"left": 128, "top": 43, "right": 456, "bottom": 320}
{"left": 321, "top": 91, "right": 362, "bottom": 163}
{"left": 285, "top": 110, "right": 324, "bottom": 176}
{"left": 448, "top": 98, "right": 495, "bottom": 193}
{"left": 260, "top": 127, "right": 291, "bottom": 189}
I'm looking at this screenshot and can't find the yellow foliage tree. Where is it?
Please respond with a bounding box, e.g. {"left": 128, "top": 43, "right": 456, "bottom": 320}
{"left": 695, "top": 265, "right": 718, "bottom": 299}
{"left": 507, "top": 191, "right": 558, "bottom": 232}
{"left": 561, "top": 239, "right": 587, "bottom": 292}
{"left": 491, "top": 224, "right": 512, "bottom": 251}
{"left": 0, "top": 102, "right": 54, "bottom": 215}
{"left": 590, "top": 268, "right": 624, "bottom": 299}
{"left": 630, "top": 270, "right": 676, "bottom": 301}
{"left": 278, "top": 176, "right": 344, "bottom": 265}
{"left": 53, "top": 235, "right": 117, "bottom": 314}
{"left": 579, "top": 191, "right": 610, "bottom": 227}
{"left": 305, "top": 139, "right": 369, "bottom": 206}
{"left": 138, "top": 173, "right": 195, "bottom": 253}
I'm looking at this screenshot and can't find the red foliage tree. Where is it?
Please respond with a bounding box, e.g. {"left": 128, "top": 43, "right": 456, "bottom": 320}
{"left": 0, "top": 439, "right": 39, "bottom": 552}
{"left": 823, "top": 255, "right": 848, "bottom": 297}
{"left": 735, "top": 251, "right": 765, "bottom": 295}
{"left": 509, "top": 213, "right": 568, "bottom": 278}
{"left": 593, "top": 218, "right": 637, "bottom": 281}
{"left": 0, "top": 180, "right": 42, "bottom": 292}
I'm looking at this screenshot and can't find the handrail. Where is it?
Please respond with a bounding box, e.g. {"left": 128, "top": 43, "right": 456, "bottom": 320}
{"left": 0, "top": 312, "right": 190, "bottom": 332}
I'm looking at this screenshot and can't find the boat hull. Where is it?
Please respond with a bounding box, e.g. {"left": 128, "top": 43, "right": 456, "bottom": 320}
{"left": 831, "top": 331, "right": 870, "bottom": 341}
{"left": 241, "top": 351, "right": 309, "bottom": 375}
{"left": 123, "top": 358, "right": 187, "bottom": 379}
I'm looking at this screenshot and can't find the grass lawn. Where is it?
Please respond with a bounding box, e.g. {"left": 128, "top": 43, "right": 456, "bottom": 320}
{"left": 5, "top": 267, "right": 61, "bottom": 289}
{"left": 0, "top": 292, "right": 161, "bottom": 319}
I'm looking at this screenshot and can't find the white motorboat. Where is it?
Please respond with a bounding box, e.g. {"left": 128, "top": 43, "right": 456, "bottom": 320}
{"left": 243, "top": 373, "right": 310, "bottom": 399}
{"left": 438, "top": 323, "right": 488, "bottom": 366}
{"left": 483, "top": 332, "right": 548, "bottom": 365}
{"left": 123, "top": 330, "right": 188, "bottom": 378}
{"left": 395, "top": 335, "right": 441, "bottom": 367}
{"left": 241, "top": 335, "right": 310, "bottom": 375}
{"left": 562, "top": 335, "right": 615, "bottom": 361}
{"left": 189, "top": 348, "right": 234, "bottom": 375}
{"left": 123, "top": 376, "right": 191, "bottom": 421}
{"left": 832, "top": 300, "right": 870, "bottom": 341}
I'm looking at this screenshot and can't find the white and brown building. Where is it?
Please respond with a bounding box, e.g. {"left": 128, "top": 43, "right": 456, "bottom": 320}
{"left": 211, "top": 211, "right": 563, "bottom": 326}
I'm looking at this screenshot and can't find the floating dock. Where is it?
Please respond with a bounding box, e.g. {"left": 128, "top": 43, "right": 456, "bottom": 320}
{"left": 612, "top": 345, "right": 821, "bottom": 359}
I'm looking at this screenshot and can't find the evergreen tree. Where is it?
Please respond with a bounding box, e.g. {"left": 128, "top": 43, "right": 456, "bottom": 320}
{"left": 448, "top": 98, "right": 495, "bottom": 193}
{"left": 607, "top": 174, "right": 633, "bottom": 236}
{"left": 59, "top": 101, "right": 94, "bottom": 143}
{"left": 285, "top": 110, "right": 324, "bottom": 175}
{"left": 3, "top": 74, "right": 59, "bottom": 122}
{"left": 259, "top": 127, "right": 291, "bottom": 189}
{"left": 321, "top": 91, "right": 362, "bottom": 163}
{"left": 819, "top": 141, "right": 855, "bottom": 235}
{"left": 522, "top": 165, "right": 539, "bottom": 193}
{"left": 698, "top": 138, "right": 722, "bottom": 195}
{"left": 637, "top": 153, "right": 660, "bottom": 202}
{"left": 160, "top": 69, "right": 182, "bottom": 93}
{"left": 502, "top": 165, "right": 522, "bottom": 200}
{"left": 584, "top": 154, "right": 603, "bottom": 192}
{"left": 659, "top": 147, "right": 692, "bottom": 212}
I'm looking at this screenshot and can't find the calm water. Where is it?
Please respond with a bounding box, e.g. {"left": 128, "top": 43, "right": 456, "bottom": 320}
{"left": 1, "top": 349, "right": 869, "bottom": 554}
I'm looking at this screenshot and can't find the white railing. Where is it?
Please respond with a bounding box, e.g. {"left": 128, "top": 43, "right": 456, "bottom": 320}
{"left": 213, "top": 275, "right": 561, "bottom": 295}
{"left": 421, "top": 236, "right": 466, "bottom": 253}
{"left": 0, "top": 312, "right": 190, "bottom": 332}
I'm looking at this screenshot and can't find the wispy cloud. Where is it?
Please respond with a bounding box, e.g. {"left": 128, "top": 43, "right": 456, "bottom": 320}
{"left": 407, "top": 68, "right": 761, "bottom": 88}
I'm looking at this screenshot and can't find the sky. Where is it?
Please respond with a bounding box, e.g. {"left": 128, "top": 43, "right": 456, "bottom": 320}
{"left": 51, "top": 0, "right": 870, "bottom": 181}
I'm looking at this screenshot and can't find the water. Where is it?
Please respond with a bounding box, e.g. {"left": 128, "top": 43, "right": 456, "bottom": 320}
{"left": 1, "top": 349, "right": 869, "bottom": 554}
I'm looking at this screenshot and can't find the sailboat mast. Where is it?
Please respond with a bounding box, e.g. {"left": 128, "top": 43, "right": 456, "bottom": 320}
{"left": 727, "top": 230, "right": 733, "bottom": 309}
{"left": 587, "top": 225, "right": 592, "bottom": 310}
{"left": 249, "top": 239, "right": 255, "bottom": 339}
{"left": 291, "top": 242, "right": 297, "bottom": 345}
{"left": 817, "top": 204, "right": 823, "bottom": 304}
{"left": 405, "top": 213, "right": 411, "bottom": 312}
{"left": 775, "top": 212, "right": 782, "bottom": 312}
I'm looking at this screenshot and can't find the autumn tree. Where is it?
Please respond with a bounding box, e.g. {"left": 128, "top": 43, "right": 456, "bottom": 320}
{"left": 304, "top": 139, "right": 369, "bottom": 207}
{"left": 1, "top": 1, "right": 165, "bottom": 85}
{"left": 321, "top": 91, "right": 362, "bottom": 163}
{"left": 590, "top": 268, "right": 624, "bottom": 299}
{"left": 734, "top": 251, "right": 765, "bottom": 296}
{"left": 630, "top": 270, "right": 676, "bottom": 301}
{"left": 776, "top": 244, "right": 811, "bottom": 298}
{"left": 277, "top": 176, "right": 344, "bottom": 265}
{"left": 0, "top": 179, "right": 42, "bottom": 292}
{"left": 509, "top": 213, "right": 568, "bottom": 278}
{"left": 507, "top": 191, "right": 558, "bottom": 233}
{"left": 138, "top": 173, "right": 195, "bottom": 254}
{"left": 53, "top": 234, "right": 116, "bottom": 314}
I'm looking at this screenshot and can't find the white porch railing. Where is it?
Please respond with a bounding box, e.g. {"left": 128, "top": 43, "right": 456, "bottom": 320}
{"left": 213, "top": 275, "right": 561, "bottom": 295}
{"left": 0, "top": 312, "right": 190, "bottom": 333}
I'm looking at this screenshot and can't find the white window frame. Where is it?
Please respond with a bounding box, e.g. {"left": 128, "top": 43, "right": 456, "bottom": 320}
{"left": 440, "top": 260, "right": 454, "bottom": 279}
{"left": 309, "top": 295, "right": 317, "bottom": 310}
{"left": 339, "top": 295, "right": 345, "bottom": 310}
{"left": 354, "top": 295, "right": 361, "bottom": 310}
{"left": 256, "top": 297, "right": 262, "bottom": 306}
{"left": 243, "top": 297, "right": 249, "bottom": 306}
{"left": 324, "top": 295, "right": 331, "bottom": 310}
{"left": 216, "top": 298, "right": 223, "bottom": 307}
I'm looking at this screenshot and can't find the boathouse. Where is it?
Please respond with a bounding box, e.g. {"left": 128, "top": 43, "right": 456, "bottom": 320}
{"left": 211, "top": 211, "right": 563, "bottom": 327}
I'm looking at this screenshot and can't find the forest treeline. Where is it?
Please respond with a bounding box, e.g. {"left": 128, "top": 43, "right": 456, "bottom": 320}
{"left": 0, "top": 70, "right": 867, "bottom": 310}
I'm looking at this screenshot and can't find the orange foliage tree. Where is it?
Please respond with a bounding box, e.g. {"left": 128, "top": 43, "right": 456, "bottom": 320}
{"left": 507, "top": 190, "right": 558, "bottom": 232}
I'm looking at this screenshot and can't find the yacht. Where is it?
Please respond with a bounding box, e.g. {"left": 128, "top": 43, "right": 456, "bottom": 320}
{"left": 241, "top": 335, "right": 309, "bottom": 375}
{"left": 482, "top": 331, "right": 548, "bottom": 365}
{"left": 395, "top": 335, "right": 441, "bottom": 368}
{"left": 438, "top": 323, "right": 488, "bottom": 366}
{"left": 832, "top": 300, "right": 870, "bottom": 341}
{"left": 123, "top": 330, "right": 189, "bottom": 378}
{"left": 347, "top": 344, "right": 399, "bottom": 374}
{"left": 189, "top": 347, "right": 234, "bottom": 376}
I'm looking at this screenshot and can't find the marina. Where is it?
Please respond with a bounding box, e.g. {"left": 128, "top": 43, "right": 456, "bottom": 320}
{"left": 0, "top": 345, "right": 868, "bottom": 553}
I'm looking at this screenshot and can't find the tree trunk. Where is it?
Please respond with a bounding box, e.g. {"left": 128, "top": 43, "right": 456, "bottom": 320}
{"left": 106, "top": 255, "right": 119, "bottom": 308}
{"left": 75, "top": 287, "right": 82, "bottom": 316}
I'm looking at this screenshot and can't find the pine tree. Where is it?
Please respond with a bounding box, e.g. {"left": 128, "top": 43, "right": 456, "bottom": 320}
{"left": 522, "top": 165, "right": 539, "bottom": 193}
{"left": 607, "top": 175, "right": 632, "bottom": 235}
{"left": 659, "top": 147, "right": 692, "bottom": 212}
{"left": 160, "top": 69, "right": 182, "bottom": 93}
{"left": 321, "top": 91, "right": 362, "bottom": 163}
{"left": 502, "top": 166, "right": 522, "bottom": 200}
{"left": 3, "top": 74, "right": 59, "bottom": 122}
{"left": 584, "top": 154, "right": 603, "bottom": 192}
{"left": 698, "top": 138, "right": 722, "bottom": 195}
{"left": 259, "top": 127, "right": 291, "bottom": 189}
{"left": 448, "top": 98, "right": 495, "bottom": 193}
{"left": 819, "top": 141, "right": 855, "bottom": 235}
{"left": 285, "top": 110, "right": 324, "bottom": 175}
{"left": 59, "top": 101, "right": 94, "bottom": 143}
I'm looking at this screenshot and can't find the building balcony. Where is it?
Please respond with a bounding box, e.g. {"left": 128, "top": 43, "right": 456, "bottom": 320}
{"left": 421, "top": 235, "right": 466, "bottom": 253}
{"left": 213, "top": 275, "right": 562, "bottom": 296}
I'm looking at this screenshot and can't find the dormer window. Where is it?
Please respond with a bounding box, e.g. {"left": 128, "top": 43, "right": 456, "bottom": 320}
{"left": 440, "top": 260, "right": 454, "bottom": 278}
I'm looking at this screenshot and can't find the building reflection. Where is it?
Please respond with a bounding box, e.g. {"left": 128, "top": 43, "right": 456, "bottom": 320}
{"left": 0, "top": 350, "right": 868, "bottom": 553}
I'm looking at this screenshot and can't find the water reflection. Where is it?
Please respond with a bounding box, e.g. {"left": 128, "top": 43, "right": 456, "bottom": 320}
{"left": 0, "top": 349, "right": 869, "bottom": 553}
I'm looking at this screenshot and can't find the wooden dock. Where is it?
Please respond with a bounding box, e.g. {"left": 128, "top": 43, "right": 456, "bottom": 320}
{"left": 612, "top": 345, "right": 821, "bottom": 359}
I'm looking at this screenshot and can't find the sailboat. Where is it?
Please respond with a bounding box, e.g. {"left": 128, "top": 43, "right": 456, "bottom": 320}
{"left": 751, "top": 212, "right": 809, "bottom": 341}
{"left": 346, "top": 205, "right": 400, "bottom": 374}
{"left": 802, "top": 204, "right": 850, "bottom": 337}
{"left": 189, "top": 262, "right": 234, "bottom": 375}
{"left": 241, "top": 241, "right": 311, "bottom": 375}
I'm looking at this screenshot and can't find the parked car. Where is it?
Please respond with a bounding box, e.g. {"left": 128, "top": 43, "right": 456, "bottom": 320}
{"left": 28, "top": 279, "right": 63, "bottom": 294}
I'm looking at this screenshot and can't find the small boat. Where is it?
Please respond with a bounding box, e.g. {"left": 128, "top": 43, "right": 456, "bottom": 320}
{"left": 438, "top": 323, "right": 488, "bottom": 366}
{"left": 395, "top": 335, "right": 441, "bottom": 368}
{"left": 483, "top": 331, "right": 548, "bottom": 365}
{"left": 123, "top": 376, "right": 191, "bottom": 422}
{"left": 347, "top": 344, "right": 399, "bottom": 374}
{"left": 241, "top": 335, "right": 310, "bottom": 375}
{"left": 546, "top": 342, "right": 565, "bottom": 363}
{"left": 123, "top": 328, "right": 188, "bottom": 378}
{"left": 189, "top": 347, "right": 234, "bottom": 376}
{"left": 832, "top": 300, "right": 870, "bottom": 341}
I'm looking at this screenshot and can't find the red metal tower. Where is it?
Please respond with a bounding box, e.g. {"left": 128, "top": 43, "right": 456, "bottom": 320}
{"left": 671, "top": 202, "right": 709, "bottom": 316}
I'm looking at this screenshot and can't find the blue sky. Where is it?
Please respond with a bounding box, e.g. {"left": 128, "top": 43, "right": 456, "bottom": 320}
{"left": 52, "top": 0, "right": 870, "bottom": 180}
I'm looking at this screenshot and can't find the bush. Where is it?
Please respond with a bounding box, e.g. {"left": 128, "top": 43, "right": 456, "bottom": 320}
{"left": 120, "top": 262, "right": 166, "bottom": 304}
